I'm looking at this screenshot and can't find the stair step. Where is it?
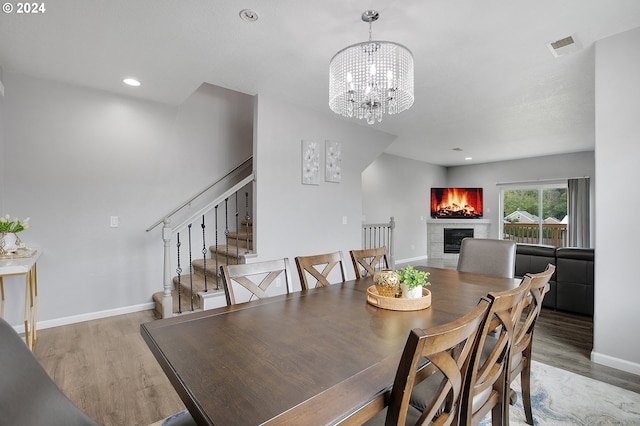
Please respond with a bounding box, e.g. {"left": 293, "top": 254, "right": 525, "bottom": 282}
{"left": 174, "top": 273, "right": 226, "bottom": 294}
{"left": 153, "top": 274, "right": 226, "bottom": 317}
{"left": 152, "top": 289, "right": 201, "bottom": 318}
{"left": 222, "top": 233, "right": 253, "bottom": 250}
{"left": 208, "top": 245, "right": 253, "bottom": 264}
{"left": 191, "top": 258, "right": 221, "bottom": 277}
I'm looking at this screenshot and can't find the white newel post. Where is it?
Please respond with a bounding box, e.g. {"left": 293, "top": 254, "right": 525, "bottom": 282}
{"left": 162, "top": 218, "right": 173, "bottom": 319}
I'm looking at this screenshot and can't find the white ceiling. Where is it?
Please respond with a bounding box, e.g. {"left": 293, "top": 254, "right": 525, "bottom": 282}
{"left": 2, "top": 0, "right": 640, "bottom": 166}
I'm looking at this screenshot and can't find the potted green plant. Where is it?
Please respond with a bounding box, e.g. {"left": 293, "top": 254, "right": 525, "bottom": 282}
{"left": 397, "top": 265, "right": 430, "bottom": 299}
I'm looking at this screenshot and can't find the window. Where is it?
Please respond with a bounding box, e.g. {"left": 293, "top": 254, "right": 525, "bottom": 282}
{"left": 500, "top": 185, "right": 567, "bottom": 247}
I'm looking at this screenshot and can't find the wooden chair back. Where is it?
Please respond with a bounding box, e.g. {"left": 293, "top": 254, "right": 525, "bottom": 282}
{"left": 457, "top": 238, "right": 517, "bottom": 278}
{"left": 349, "top": 246, "right": 391, "bottom": 279}
{"left": 509, "top": 263, "right": 556, "bottom": 424}
{"left": 295, "top": 251, "right": 348, "bottom": 290}
{"left": 460, "top": 276, "right": 532, "bottom": 425}
{"left": 384, "top": 300, "right": 490, "bottom": 426}
{"left": 221, "top": 258, "right": 293, "bottom": 306}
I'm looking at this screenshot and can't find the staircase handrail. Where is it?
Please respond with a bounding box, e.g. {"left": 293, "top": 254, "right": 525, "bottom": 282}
{"left": 146, "top": 156, "right": 253, "bottom": 232}
{"left": 168, "top": 174, "right": 254, "bottom": 235}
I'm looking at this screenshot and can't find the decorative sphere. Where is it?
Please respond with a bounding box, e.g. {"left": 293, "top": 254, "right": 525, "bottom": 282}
{"left": 373, "top": 270, "right": 400, "bottom": 297}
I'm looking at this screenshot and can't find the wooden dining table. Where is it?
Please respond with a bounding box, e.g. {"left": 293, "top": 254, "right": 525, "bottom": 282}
{"left": 141, "top": 267, "right": 520, "bottom": 425}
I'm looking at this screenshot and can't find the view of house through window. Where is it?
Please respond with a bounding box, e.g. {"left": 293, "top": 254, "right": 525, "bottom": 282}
{"left": 501, "top": 185, "right": 568, "bottom": 247}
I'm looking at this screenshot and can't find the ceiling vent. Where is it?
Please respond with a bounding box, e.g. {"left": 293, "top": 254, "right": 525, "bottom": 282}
{"left": 547, "top": 35, "right": 581, "bottom": 58}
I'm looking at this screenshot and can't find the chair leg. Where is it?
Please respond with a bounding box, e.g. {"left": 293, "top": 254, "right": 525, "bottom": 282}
{"left": 521, "top": 353, "right": 534, "bottom": 425}
{"left": 490, "top": 400, "right": 505, "bottom": 426}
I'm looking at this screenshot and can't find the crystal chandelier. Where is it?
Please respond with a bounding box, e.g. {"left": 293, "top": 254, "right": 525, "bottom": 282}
{"left": 329, "top": 10, "right": 414, "bottom": 124}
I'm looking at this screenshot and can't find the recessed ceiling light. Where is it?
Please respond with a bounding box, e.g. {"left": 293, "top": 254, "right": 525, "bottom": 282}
{"left": 123, "top": 78, "right": 141, "bottom": 87}
{"left": 239, "top": 9, "right": 259, "bottom": 22}
{"left": 465, "top": 157, "right": 473, "bottom": 161}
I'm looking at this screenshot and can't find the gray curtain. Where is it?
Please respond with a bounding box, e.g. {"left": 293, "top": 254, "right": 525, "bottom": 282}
{"left": 567, "top": 178, "right": 590, "bottom": 247}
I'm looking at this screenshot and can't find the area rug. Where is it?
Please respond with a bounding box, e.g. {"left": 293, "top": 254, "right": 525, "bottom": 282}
{"left": 149, "top": 361, "right": 640, "bottom": 425}
{"left": 480, "top": 361, "right": 640, "bottom": 425}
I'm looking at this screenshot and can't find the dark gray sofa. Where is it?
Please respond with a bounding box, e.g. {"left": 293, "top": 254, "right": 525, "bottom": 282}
{"left": 514, "top": 244, "right": 594, "bottom": 316}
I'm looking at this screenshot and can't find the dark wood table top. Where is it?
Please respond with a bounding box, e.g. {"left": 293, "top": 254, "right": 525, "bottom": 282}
{"left": 141, "top": 267, "right": 519, "bottom": 425}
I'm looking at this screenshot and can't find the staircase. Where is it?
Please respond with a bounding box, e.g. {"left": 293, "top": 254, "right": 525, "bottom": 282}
{"left": 152, "top": 219, "right": 253, "bottom": 317}
{"left": 145, "top": 157, "right": 256, "bottom": 319}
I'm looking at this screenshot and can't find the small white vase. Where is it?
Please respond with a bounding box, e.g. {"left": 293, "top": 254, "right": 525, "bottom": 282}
{"left": 1, "top": 232, "right": 18, "bottom": 253}
{"left": 402, "top": 284, "right": 423, "bottom": 299}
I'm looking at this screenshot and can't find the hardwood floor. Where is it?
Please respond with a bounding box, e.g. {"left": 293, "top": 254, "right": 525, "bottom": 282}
{"left": 32, "top": 302, "right": 638, "bottom": 426}
{"left": 533, "top": 308, "right": 640, "bottom": 394}
{"left": 34, "top": 310, "right": 185, "bottom": 426}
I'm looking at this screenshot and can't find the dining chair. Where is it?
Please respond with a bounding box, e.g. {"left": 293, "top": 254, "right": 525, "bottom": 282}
{"left": 457, "top": 238, "right": 517, "bottom": 278}
{"left": 458, "top": 275, "right": 532, "bottom": 425}
{"left": 349, "top": 246, "right": 391, "bottom": 279}
{"left": 295, "top": 251, "right": 348, "bottom": 290}
{"left": 221, "top": 258, "right": 293, "bottom": 306}
{"left": 506, "top": 264, "right": 555, "bottom": 425}
{"left": 365, "top": 299, "right": 491, "bottom": 426}
{"left": 0, "top": 317, "right": 196, "bottom": 426}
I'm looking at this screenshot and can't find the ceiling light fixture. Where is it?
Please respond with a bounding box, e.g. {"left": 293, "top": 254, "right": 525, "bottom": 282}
{"left": 123, "top": 78, "right": 141, "bottom": 87}
{"left": 329, "top": 10, "right": 414, "bottom": 124}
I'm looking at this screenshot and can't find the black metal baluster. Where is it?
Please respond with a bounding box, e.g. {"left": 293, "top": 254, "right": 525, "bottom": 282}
{"left": 176, "top": 233, "right": 182, "bottom": 314}
{"left": 245, "top": 192, "right": 250, "bottom": 254}
{"left": 235, "top": 192, "right": 239, "bottom": 261}
{"left": 214, "top": 205, "right": 220, "bottom": 291}
{"left": 188, "top": 224, "right": 193, "bottom": 311}
{"left": 201, "top": 215, "right": 208, "bottom": 292}
{"left": 224, "top": 198, "right": 229, "bottom": 266}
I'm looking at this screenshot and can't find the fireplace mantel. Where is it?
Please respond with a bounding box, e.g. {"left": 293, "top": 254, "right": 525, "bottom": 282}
{"left": 426, "top": 218, "right": 492, "bottom": 224}
{"left": 427, "top": 219, "right": 492, "bottom": 261}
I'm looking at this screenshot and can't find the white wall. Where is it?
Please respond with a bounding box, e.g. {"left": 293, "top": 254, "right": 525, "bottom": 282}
{"left": 1, "top": 74, "right": 252, "bottom": 328}
{"left": 446, "top": 152, "right": 596, "bottom": 241}
{"left": 362, "top": 154, "right": 447, "bottom": 263}
{"left": 0, "top": 82, "right": 4, "bottom": 211}
{"left": 592, "top": 27, "right": 640, "bottom": 374}
{"left": 253, "top": 95, "right": 395, "bottom": 290}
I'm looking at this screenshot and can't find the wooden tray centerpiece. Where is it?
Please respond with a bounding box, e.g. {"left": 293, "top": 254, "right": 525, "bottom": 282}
{"left": 367, "top": 266, "right": 431, "bottom": 311}
{"left": 366, "top": 285, "right": 432, "bottom": 311}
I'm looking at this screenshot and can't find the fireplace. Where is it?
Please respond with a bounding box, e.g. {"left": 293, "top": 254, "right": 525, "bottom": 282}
{"left": 444, "top": 228, "right": 474, "bottom": 253}
{"left": 427, "top": 219, "right": 490, "bottom": 260}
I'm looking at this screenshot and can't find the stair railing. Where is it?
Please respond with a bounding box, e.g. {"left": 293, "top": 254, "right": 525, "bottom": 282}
{"left": 147, "top": 157, "right": 254, "bottom": 318}
{"left": 362, "top": 216, "right": 396, "bottom": 269}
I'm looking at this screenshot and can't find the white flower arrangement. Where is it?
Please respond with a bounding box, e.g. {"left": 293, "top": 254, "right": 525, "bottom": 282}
{"left": 0, "top": 214, "right": 30, "bottom": 233}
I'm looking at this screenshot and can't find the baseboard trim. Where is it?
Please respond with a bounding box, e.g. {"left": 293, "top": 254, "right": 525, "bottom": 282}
{"left": 13, "top": 302, "right": 155, "bottom": 334}
{"left": 591, "top": 350, "right": 640, "bottom": 376}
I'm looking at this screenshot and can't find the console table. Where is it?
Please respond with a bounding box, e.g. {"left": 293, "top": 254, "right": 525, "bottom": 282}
{"left": 0, "top": 249, "right": 41, "bottom": 350}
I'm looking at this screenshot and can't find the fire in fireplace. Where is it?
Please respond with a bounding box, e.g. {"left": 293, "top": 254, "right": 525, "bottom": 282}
{"left": 444, "top": 228, "right": 474, "bottom": 253}
{"left": 431, "top": 187, "right": 483, "bottom": 219}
